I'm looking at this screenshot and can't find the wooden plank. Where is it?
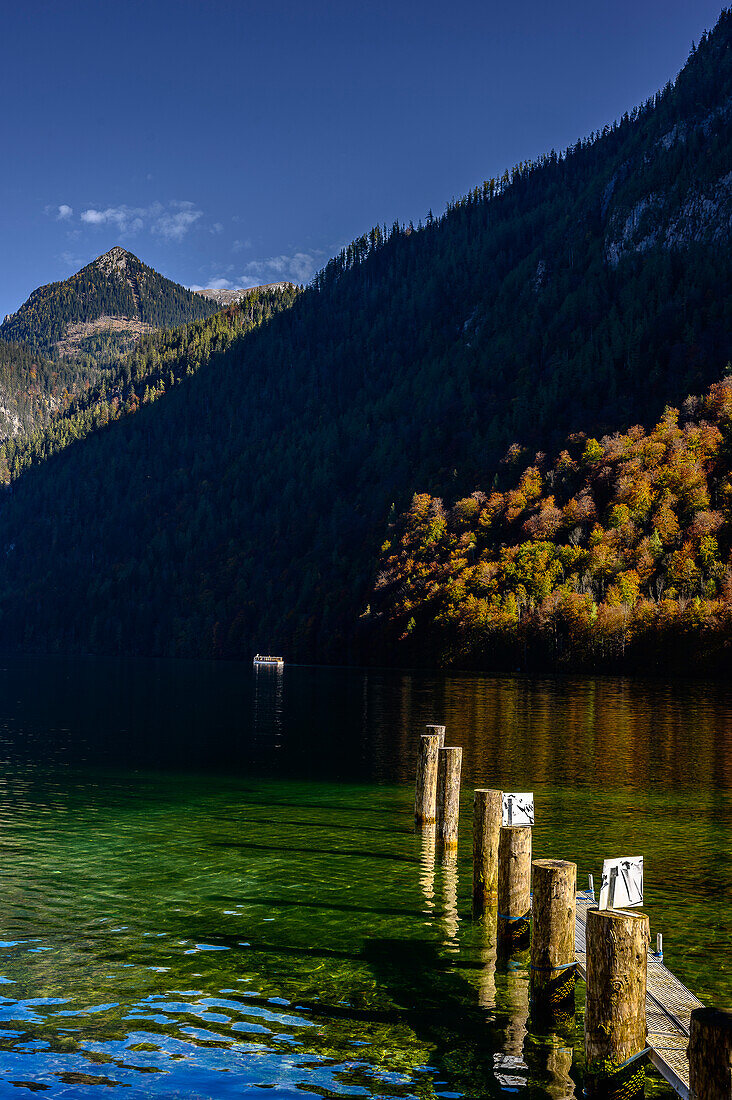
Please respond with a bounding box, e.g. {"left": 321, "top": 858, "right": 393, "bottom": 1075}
{"left": 575, "top": 891, "right": 703, "bottom": 1099}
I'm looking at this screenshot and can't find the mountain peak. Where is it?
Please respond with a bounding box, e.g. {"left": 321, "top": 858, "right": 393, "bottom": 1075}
{"left": 0, "top": 247, "right": 219, "bottom": 354}
{"left": 93, "top": 246, "right": 138, "bottom": 276}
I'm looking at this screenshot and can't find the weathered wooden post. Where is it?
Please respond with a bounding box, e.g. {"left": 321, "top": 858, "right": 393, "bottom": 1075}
{"left": 530, "top": 859, "right": 576, "bottom": 1021}
{"left": 473, "top": 788, "right": 502, "bottom": 918}
{"left": 425, "top": 724, "right": 445, "bottom": 746}
{"left": 414, "top": 734, "right": 441, "bottom": 827}
{"left": 497, "top": 825, "right": 532, "bottom": 951}
{"left": 436, "top": 746, "right": 462, "bottom": 847}
{"left": 688, "top": 1007, "right": 732, "bottom": 1100}
{"left": 584, "top": 908, "right": 650, "bottom": 1098}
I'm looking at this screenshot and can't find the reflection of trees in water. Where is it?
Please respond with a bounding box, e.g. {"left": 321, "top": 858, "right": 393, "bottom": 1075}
{"left": 369, "top": 673, "right": 731, "bottom": 792}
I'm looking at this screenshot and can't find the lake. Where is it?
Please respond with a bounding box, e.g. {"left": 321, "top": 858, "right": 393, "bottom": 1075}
{"left": 0, "top": 658, "right": 729, "bottom": 1098}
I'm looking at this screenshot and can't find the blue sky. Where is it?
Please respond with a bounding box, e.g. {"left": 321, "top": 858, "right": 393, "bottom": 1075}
{"left": 0, "top": 0, "right": 724, "bottom": 318}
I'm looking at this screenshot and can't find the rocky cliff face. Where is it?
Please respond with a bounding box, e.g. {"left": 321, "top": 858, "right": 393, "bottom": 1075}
{"left": 195, "top": 282, "right": 293, "bottom": 306}
{"left": 605, "top": 96, "right": 732, "bottom": 265}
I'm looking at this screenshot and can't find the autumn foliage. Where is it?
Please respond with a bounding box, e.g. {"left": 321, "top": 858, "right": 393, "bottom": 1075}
{"left": 372, "top": 379, "right": 732, "bottom": 672}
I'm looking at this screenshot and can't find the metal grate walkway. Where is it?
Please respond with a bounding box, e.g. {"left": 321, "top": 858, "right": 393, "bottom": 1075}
{"left": 575, "top": 892, "right": 704, "bottom": 1099}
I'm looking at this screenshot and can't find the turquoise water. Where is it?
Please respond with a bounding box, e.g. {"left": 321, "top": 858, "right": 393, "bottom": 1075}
{"left": 0, "top": 659, "right": 728, "bottom": 1097}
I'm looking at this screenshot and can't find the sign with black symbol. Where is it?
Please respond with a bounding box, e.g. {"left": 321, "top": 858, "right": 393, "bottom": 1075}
{"left": 502, "top": 792, "right": 534, "bottom": 827}
{"left": 598, "top": 856, "right": 644, "bottom": 910}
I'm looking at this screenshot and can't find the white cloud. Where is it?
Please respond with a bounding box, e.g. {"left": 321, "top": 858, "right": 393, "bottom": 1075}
{"left": 80, "top": 205, "right": 145, "bottom": 233}
{"left": 78, "top": 200, "right": 203, "bottom": 241}
{"left": 151, "top": 201, "right": 203, "bottom": 242}
{"left": 236, "top": 250, "right": 323, "bottom": 287}
{"left": 59, "top": 249, "right": 85, "bottom": 269}
{"left": 57, "top": 204, "right": 73, "bottom": 220}
{"left": 232, "top": 238, "right": 251, "bottom": 253}
{"left": 210, "top": 222, "right": 224, "bottom": 235}
{"left": 189, "top": 276, "right": 235, "bottom": 291}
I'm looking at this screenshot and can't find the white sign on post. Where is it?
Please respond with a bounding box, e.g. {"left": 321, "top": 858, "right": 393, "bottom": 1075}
{"left": 502, "top": 792, "right": 534, "bottom": 827}
{"left": 598, "top": 856, "right": 644, "bottom": 910}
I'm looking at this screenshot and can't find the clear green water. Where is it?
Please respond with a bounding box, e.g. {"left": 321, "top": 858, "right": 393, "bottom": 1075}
{"left": 0, "top": 659, "right": 729, "bottom": 1097}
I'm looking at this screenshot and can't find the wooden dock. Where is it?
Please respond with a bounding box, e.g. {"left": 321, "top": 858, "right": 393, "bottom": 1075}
{"left": 575, "top": 891, "right": 704, "bottom": 1098}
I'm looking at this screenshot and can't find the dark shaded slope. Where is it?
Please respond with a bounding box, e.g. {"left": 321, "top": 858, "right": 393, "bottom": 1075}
{"left": 1, "top": 15, "right": 732, "bottom": 661}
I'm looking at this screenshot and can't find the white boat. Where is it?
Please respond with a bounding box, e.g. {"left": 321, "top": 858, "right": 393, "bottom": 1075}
{"left": 253, "top": 654, "right": 284, "bottom": 668}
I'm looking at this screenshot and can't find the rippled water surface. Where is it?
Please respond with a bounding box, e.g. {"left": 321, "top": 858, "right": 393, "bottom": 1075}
{"left": 0, "top": 659, "right": 729, "bottom": 1097}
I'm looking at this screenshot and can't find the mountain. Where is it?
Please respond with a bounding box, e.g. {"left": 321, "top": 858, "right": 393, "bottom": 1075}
{"left": 0, "top": 13, "right": 732, "bottom": 668}
{"left": 0, "top": 283, "right": 298, "bottom": 483}
{"left": 0, "top": 247, "right": 219, "bottom": 357}
{"left": 195, "top": 283, "right": 294, "bottom": 306}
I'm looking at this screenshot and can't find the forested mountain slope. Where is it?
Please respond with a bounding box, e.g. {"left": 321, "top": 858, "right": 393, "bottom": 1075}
{"left": 0, "top": 247, "right": 219, "bottom": 355}
{"left": 371, "top": 379, "right": 732, "bottom": 673}
{"left": 0, "top": 285, "right": 298, "bottom": 483}
{"left": 1, "top": 14, "right": 732, "bottom": 666}
{"left": 0, "top": 339, "right": 106, "bottom": 443}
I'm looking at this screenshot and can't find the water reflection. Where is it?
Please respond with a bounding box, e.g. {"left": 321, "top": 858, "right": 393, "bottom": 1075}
{"left": 0, "top": 659, "right": 730, "bottom": 793}
{"left": 418, "top": 826, "right": 436, "bottom": 916}
{"left": 0, "top": 658, "right": 726, "bottom": 1097}
{"left": 440, "top": 848, "right": 460, "bottom": 951}
{"left": 494, "top": 963, "right": 529, "bottom": 1089}
{"left": 252, "top": 662, "right": 284, "bottom": 748}
{"left": 476, "top": 929, "right": 498, "bottom": 1011}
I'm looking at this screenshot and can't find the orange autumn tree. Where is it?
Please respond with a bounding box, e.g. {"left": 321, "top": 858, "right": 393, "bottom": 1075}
{"left": 372, "top": 377, "right": 732, "bottom": 671}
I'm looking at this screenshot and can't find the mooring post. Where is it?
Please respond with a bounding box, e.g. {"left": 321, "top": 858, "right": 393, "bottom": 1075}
{"left": 436, "top": 746, "right": 462, "bottom": 847}
{"left": 425, "top": 724, "right": 445, "bottom": 747}
{"left": 497, "top": 825, "right": 532, "bottom": 951}
{"left": 584, "top": 907, "right": 650, "bottom": 1099}
{"left": 473, "top": 788, "right": 502, "bottom": 918}
{"left": 530, "top": 859, "right": 576, "bottom": 1020}
{"left": 688, "top": 1007, "right": 732, "bottom": 1100}
{"left": 414, "top": 734, "right": 441, "bottom": 826}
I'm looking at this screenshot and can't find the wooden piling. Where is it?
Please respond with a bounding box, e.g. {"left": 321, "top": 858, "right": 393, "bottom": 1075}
{"left": 497, "top": 825, "right": 532, "bottom": 950}
{"left": 688, "top": 1007, "right": 732, "bottom": 1100}
{"left": 414, "top": 734, "right": 441, "bottom": 826}
{"left": 425, "top": 724, "right": 445, "bottom": 746}
{"left": 472, "top": 788, "right": 502, "bottom": 918}
{"left": 530, "top": 859, "right": 576, "bottom": 1020}
{"left": 584, "top": 907, "right": 650, "bottom": 1099}
{"left": 436, "top": 746, "right": 462, "bottom": 847}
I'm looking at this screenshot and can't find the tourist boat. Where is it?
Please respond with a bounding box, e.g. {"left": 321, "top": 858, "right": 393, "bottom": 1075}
{"left": 253, "top": 654, "right": 285, "bottom": 668}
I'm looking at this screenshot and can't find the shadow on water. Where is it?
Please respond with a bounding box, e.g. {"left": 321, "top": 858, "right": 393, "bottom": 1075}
{"left": 207, "top": 894, "right": 428, "bottom": 919}
{"left": 240, "top": 799, "right": 412, "bottom": 816}
{"left": 211, "top": 840, "right": 420, "bottom": 863}
{"left": 145, "top": 933, "right": 367, "bottom": 965}
{"left": 361, "top": 937, "right": 503, "bottom": 1098}
{"left": 238, "top": 815, "right": 412, "bottom": 835}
